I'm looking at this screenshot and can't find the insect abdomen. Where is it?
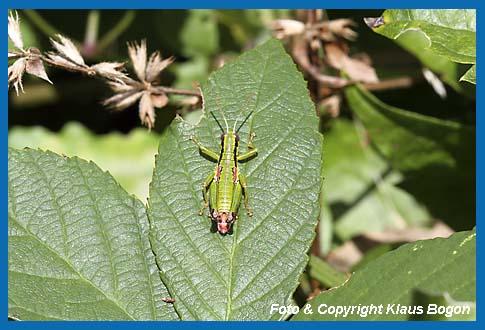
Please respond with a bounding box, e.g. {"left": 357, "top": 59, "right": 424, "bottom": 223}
{"left": 216, "top": 133, "right": 238, "bottom": 213}
{"left": 216, "top": 163, "right": 236, "bottom": 212}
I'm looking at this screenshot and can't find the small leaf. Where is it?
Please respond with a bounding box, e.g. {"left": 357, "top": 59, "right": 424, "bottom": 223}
{"left": 293, "top": 229, "right": 476, "bottom": 320}
{"left": 148, "top": 39, "right": 322, "bottom": 320}
{"left": 374, "top": 28, "right": 471, "bottom": 94}
{"left": 8, "top": 148, "right": 178, "bottom": 320}
{"left": 367, "top": 10, "right": 475, "bottom": 64}
{"left": 363, "top": 16, "right": 385, "bottom": 29}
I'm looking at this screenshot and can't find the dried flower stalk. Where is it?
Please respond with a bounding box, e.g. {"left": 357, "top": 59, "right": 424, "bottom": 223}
{"left": 8, "top": 11, "right": 52, "bottom": 95}
{"left": 8, "top": 11, "right": 201, "bottom": 129}
{"left": 103, "top": 40, "right": 176, "bottom": 129}
{"left": 270, "top": 10, "right": 380, "bottom": 119}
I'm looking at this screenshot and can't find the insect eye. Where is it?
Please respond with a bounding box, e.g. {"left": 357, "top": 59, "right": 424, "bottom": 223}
{"left": 235, "top": 134, "right": 240, "bottom": 142}
{"left": 220, "top": 133, "right": 226, "bottom": 140}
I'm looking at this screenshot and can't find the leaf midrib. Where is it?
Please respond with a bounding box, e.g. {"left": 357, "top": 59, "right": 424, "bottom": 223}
{"left": 224, "top": 45, "right": 272, "bottom": 321}
{"left": 151, "top": 127, "right": 228, "bottom": 320}
{"left": 229, "top": 141, "right": 316, "bottom": 306}
{"left": 150, "top": 189, "right": 223, "bottom": 320}
{"left": 225, "top": 49, "right": 317, "bottom": 318}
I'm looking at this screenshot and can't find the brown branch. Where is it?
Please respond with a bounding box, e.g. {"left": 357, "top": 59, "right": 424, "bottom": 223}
{"left": 291, "top": 38, "right": 353, "bottom": 89}
{"left": 10, "top": 50, "right": 201, "bottom": 98}
{"left": 308, "top": 66, "right": 354, "bottom": 89}
{"left": 151, "top": 86, "right": 201, "bottom": 97}
{"left": 39, "top": 54, "right": 97, "bottom": 76}
{"left": 362, "top": 76, "right": 421, "bottom": 91}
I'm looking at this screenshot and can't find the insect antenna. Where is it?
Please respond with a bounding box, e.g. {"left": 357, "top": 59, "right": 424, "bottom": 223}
{"left": 234, "top": 92, "right": 256, "bottom": 133}
{"left": 235, "top": 110, "right": 254, "bottom": 133}
{"left": 209, "top": 89, "right": 229, "bottom": 132}
{"left": 210, "top": 111, "right": 225, "bottom": 133}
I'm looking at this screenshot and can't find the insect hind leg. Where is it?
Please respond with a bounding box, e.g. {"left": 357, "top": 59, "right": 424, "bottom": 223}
{"left": 199, "top": 171, "right": 215, "bottom": 215}
{"left": 238, "top": 173, "right": 253, "bottom": 216}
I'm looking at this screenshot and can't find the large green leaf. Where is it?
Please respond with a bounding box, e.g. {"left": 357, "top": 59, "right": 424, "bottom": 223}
{"left": 8, "top": 148, "right": 178, "bottom": 320}
{"left": 294, "top": 229, "right": 476, "bottom": 320}
{"left": 369, "top": 10, "right": 475, "bottom": 65}
{"left": 8, "top": 123, "right": 159, "bottom": 200}
{"left": 345, "top": 84, "right": 475, "bottom": 231}
{"left": 323, "top": 119, "right": 431, "bottom": 240}
{"left": 148, "top": 39, "right": 322, "bottom": 320}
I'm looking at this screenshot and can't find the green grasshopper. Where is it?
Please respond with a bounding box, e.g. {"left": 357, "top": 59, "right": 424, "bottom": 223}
{"left": 190, "top": 94, "right": 257, "bottom": 235}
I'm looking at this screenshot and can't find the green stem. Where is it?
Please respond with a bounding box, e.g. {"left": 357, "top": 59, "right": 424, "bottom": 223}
{"left": 96, "top": 10, "right": 136, "bottom": 54}
{"left": 22, "top": 10, "right": 81, "bottom": 46}
{"left": 84, "top": 10, "right": 100, "bottom": 50}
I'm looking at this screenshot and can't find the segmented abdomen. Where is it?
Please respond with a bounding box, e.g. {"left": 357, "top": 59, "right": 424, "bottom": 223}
{"left": 216, "top": 165, "right": 235, "bottom": 212}
{"left": 216, "top": 147, "right": 237, "bottom": 212}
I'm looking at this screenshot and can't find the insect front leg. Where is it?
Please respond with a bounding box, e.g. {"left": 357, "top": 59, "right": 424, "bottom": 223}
{"left": 200, "top": 171, "right": 215, "bottom": 216}
{"left": 238, "top": 172, "right": 253, "bottom": 216}
{"left": 237, "top": 132, "right": 257, "bottom": 161}
{"left": 191, "top": 135, "right": 219, "bottom": 161}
